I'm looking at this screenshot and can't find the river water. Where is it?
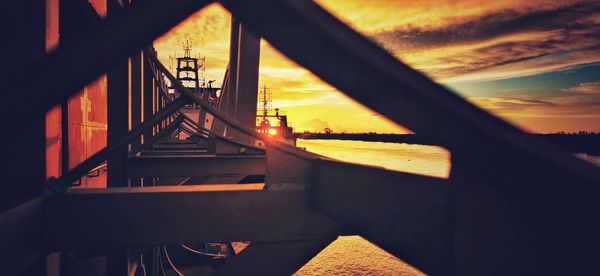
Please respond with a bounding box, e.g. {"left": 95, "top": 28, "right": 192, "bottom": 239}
{"left": 293, "top": 139, "right": 451, "bottom": 276}
{"left": 296, "top": 139, "right": 451, "bottom": 178}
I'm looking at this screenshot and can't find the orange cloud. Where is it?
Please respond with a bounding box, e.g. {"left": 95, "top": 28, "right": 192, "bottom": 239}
{"left": 316, "top": 0, "right": 582, "bottom": 33}
{"left": 154, "top": 1, "right": 600, "bottom": 133}
{"left": 564, "top": 82, "right": 600, "bottom": 94}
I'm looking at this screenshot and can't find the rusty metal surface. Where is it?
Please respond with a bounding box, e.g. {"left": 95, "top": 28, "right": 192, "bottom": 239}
{"left": 59, "top": 96, "right": 188, "bottom": 186}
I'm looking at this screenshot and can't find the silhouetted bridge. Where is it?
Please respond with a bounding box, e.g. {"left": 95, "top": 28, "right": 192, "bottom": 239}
{"left": 1, "top": 0, "right": 600, "bottom": 275}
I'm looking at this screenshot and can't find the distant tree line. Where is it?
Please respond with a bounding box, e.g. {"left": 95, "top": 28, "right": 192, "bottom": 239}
{"left": 546, "top": 131, "right": 600, "bottom": 135}
{"left": 536, "top": 132, "right": 600, "bottom": 154}
{"left": 295, "top": 132, "right": 438, "bottom": 146}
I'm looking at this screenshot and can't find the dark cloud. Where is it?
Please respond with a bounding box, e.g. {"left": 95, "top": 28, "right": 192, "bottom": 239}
{"left": 540, "top": 94, "right": 600, "bottom": 117}
{"left": 472, "top": 93, "right": 600, "bottom": 118}
{"left": 432, "top": 40, "right": 599, "bottom": 78}
{"left": 371, "top": 1, "right": 600, "bottom": 79}
{"left": 375, "top": 1, "right": 600, "bottom": 51}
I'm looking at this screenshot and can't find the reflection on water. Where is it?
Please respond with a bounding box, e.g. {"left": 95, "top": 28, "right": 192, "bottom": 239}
{"left": 294, "top": 139, "right": 450, "bottom": 275}
{"left": 296, "top": 236, "right": 424, "bottom": 276}
{"left": 297, "top": 139, "right": 451, "bottom": 178}
{"left": 576, "top": 153, "right": 600, "bottom": 167}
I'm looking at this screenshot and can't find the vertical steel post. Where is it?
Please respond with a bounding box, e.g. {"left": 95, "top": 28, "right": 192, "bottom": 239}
{"left": 106, "top": 0, "right": 130, "bottom": 274}
{"left": 142, "top": 50, "right": 154, "bottom": 144}
{"left": 224, "top": 17, "right": 240, "bottom": 137}
{"left": 131, "top": 51, "right": 142, "bottom": 152}
{"left": 219, "top": 17, "right": 260, "bottom": 143}
{"left": 142, "top": 49, "right": 155, "bottom": 188}
{"left": 131, "top": 51, "right": 142, "bottom": 187}
{"left": 107, "top": 27, "right": 130, "bottom": 185}
{"left": 234, "top": 22, "right": 260, "bottom": 143}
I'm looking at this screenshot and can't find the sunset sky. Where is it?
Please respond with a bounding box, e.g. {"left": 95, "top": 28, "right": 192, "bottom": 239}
{"left": 154, "top": 0, "right": 600, "bottom": 134}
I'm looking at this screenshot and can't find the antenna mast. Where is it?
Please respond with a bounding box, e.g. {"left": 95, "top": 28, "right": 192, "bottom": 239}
{"left": 183, "top": 39, "right": 192, "bottom": 58}
{"left": 261, "top": 84, "right": 271, "bottom": 118}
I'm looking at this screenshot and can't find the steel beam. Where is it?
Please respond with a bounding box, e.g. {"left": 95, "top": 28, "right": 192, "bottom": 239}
{"left": 131, "top": 115, "right": 184, "bottom": 154}
{"left": 131, "top": 51, "right": 144, "bottom": 188}
{"left": 222, "top": 18, "right": 260, "bottom": 143}
{"left": 142, "top": 49, "right": 155, "bottom": 145}
{"left": 211, "top": 66, "right": 229, "bottom": 136}
{"left": 152, "top": 141, "right": 210, "bottom": 150}
{"left": 234, "top": 22, "right": 260, "bottom": 136}
{"left": 128, "top": 155, "right": 265, "bottom": 177}
{"left": 58, "top": 96, "right": 188, "bottom": 186}
{"left": 225, "top": 18, "right": 239, "bottom": 124}
{"left": 310, "top": 159, "right": 450, "bottom": 275}
{"left": 131, "top": 51, "right": 143, "bottom": 152}
{"left": 174, "top": 111, "right": 265, "bottom": 154}
{"left": 46, "top": 187, "right": 344, "bottom": 250}
{"left": 139, "top": 150, "right": 210, "bottom": 157}
{"left": 107, "top": 56, "right": 130, "bottom": 189}
{"left": 106, "top": 2, "right": 131, "bottom": 274}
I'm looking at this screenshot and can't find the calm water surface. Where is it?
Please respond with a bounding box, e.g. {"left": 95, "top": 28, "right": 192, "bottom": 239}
{"left": 297, "top": 139, "right": 451, "bottom": 178}
{"left": 294, "top": 139, "right": 451, "bottom": 276}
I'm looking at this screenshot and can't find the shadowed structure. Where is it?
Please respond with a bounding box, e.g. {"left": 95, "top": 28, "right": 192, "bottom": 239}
{"left": 1, "top": 0, "right": 599, "bottom": 275}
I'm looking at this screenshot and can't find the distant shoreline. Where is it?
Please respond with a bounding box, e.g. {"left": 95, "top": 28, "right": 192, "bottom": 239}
{"left": 295, "top": 133, "right": 600, "bottom": 155}
{"left": 295, "top": 133, "right": 438, "bottom": 145}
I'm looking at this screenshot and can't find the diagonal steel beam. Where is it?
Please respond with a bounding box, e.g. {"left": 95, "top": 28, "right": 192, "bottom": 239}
{"left": 130, "top": 115, "right": 185, "bottom": 154}
{"left": 217, "top": 3, "right": 600, "bottom": 274}
{"left": 219, "top": 0, "right": 600, "bottom": 180}
{"left": 56, "top": 96, "right": 189, "bottom": 187}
